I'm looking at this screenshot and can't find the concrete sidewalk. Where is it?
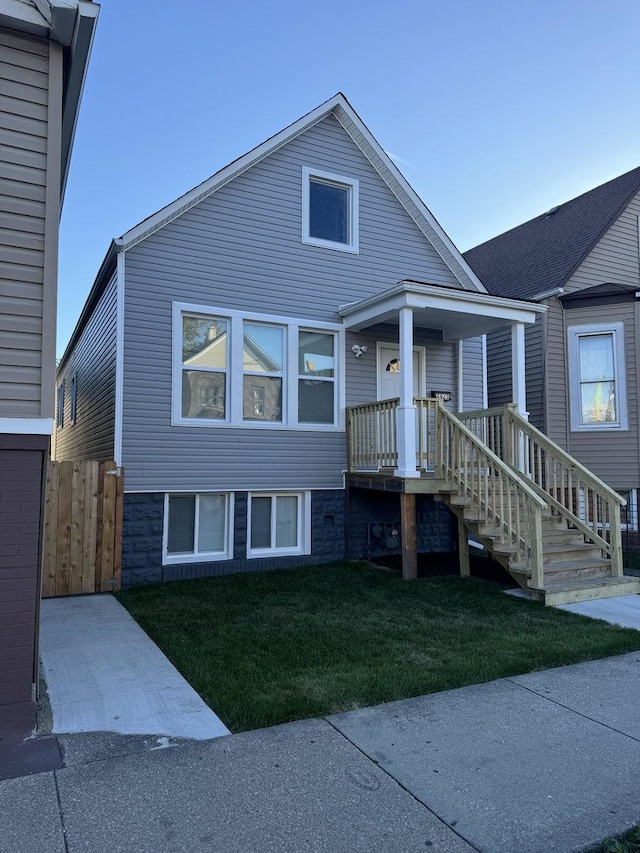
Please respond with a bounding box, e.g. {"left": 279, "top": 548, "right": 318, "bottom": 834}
{"left": 40, "top": 595, "right": 229, "bottom": 740}
{"left": 3, "top": 652, "right": 640, "bottom": 853}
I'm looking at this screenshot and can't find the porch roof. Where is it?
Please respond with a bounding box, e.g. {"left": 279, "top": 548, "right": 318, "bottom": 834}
{"left": 338, "top": 281, "right": 547, "bottom": 340}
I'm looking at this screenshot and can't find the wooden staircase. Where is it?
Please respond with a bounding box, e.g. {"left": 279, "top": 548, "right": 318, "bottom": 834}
{"left": 346, "top": 397, "right": 640, "bottom": 605}
{"left": 450, "top": 405, "right": 640, "bottom": 606}
{"left": 448, "top": 499, "right": 640, "bottom": 606}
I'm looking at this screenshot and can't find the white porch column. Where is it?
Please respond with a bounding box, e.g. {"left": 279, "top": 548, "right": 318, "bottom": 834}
{"left": 511, "top": 321, "right": 529, "bottom": 473}
{"left": 511, "top": 321, "right": 528, "bottom": 417}
{"left": 395, "top": 307, "right": 419, "bottom": 478}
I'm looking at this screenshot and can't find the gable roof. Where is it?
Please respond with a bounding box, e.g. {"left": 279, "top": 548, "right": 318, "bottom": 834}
{"left": 119, "top": 93, "right": 485, "bottom": 293}
{"left": 463, "top": 166, "right": 640, "bottom": 301}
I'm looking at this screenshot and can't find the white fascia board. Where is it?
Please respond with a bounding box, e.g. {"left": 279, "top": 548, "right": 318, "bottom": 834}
{"left": 332, "top": 104, "right": 486, "bottom": 294}
{"left": 0, "top": 417, "right": 53, "bottom": 435}
{"left": 118, "top": 92, "right": 481, "bottom": 299}
{"left": 339, "top": 282, "right": 546, "bottom": 330}
{"left": 530, "top": 286, "right": 565, "bottom": 302}
{"left": 120, "top": 94, "right": 348, "bottom": 250}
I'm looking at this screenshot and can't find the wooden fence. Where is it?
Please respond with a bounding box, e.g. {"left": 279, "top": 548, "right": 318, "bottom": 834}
{"left": 42, "top": 460, "right": 124, "bottom": 597}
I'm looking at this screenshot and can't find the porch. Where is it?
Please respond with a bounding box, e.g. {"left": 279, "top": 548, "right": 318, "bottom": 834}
{"left": 345, "top": 398, "right": 639, "bottom": 605}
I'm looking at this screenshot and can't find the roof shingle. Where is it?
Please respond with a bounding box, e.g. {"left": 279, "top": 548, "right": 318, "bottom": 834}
{"left": 463, "top": 166, "right": 640, "bottom": 300}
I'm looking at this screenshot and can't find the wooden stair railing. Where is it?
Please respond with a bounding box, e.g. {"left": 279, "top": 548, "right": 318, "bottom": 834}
{"left": 458, "top": 405, "right": 626, "bottom": 577}
{"left": 434, "top": 403, "right": 547, "bottom": 587}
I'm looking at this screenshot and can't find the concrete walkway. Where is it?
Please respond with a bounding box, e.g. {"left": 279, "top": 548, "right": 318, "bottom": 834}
{"left": 3, "top": 651, "right": 640, "bottom": 853}
{"left": 40, "top": 595, "right": 229, "bottom": 740}
{"left": 557, "top": 593, "right": 640, "bottom": 629}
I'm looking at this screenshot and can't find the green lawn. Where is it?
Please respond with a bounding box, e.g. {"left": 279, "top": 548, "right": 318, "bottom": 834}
{"left": 118, "top": 563, "right": 640, "bottom": 733}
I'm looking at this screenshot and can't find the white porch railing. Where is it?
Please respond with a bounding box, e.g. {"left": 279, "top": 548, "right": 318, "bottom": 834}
{"left": 458, "top": 404, "right": 626, "bottom": 576}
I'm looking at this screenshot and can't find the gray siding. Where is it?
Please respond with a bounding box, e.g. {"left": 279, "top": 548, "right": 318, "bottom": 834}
{"left": 53, "top": 271, "right": 117, "bottom": 461}
{"left": 122, "top": 115, "right": 466, "bottom": 492}
{"left": 0, "top": 30, "right": 51, "bottom": 418}
{"left": 345, "top": 326, "right": 457, "bottom": 409}
{"left": 543, "top": 189, "right": 640, "bottom": 487}
{"left": 487, "top": 319, "right": 545, "bottom": 429}
{"left": 560, "top": 301, "right": 638, "bottom": 490}
{"left": 462, "top": 336, "right": 484, "bottom": 411}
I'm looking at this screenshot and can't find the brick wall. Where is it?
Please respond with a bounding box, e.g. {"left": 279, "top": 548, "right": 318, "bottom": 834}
{"left": 347, "top": 489, "right": 456, "bottom": 560}
{"left": 0, "top": 436, "right": 47, "bottom": 709}
{"left": 121, "top": 490, "right": 346, "bottom": 587}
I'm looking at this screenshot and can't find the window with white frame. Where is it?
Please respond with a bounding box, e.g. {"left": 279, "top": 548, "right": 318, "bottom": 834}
{"left": 56, "top": 380, "right": 65, "bottom": 428}
{"left": 181, "top": 314, "right": 228, "bottom": 420}
{"left": 174, "top": 304, "right": 342, "bottom": 429}
{"left": 302, "top": 167, "right": 359, "bottom": 253}
{"left": 568, "top": 322, "right": 628, "bottom": 431}
{"left": 248, "top": 492, "right": 310, "bottom": 557}
{"left": 164, "top": 493, "right": 232, "bottom": 563}
{"left": 243, "top": 322, "right": 284, "bottom": 422}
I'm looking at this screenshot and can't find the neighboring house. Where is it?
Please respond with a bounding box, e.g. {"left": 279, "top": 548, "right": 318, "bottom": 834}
{"left": 464, "top": 167, "right": 640, "bottom": 523}
{"left": 0, "top": 0, "right": 98, "bottom": 716}
{"left": 56, "top": 94, "right": 636, "bottom": 606}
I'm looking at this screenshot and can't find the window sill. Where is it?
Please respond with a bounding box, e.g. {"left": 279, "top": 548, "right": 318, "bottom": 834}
{"left": 302, "top": 235, "right": 359, "bottom": 254}
{"left": 172, "top": 418, "right": 344, "bottom": 432}
{"left": 247, "top": 547, "right": 308, "bottom": 559}
{"left": 570, "top": 424, "right": 629, "bottom": 433}
{"left": 163, "top": 552, "right": 231, "bottom": 566}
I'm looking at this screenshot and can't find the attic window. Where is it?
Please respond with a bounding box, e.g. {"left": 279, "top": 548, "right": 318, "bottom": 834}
{"left": 302, "top": 167, "right": 359, "bottom": 253}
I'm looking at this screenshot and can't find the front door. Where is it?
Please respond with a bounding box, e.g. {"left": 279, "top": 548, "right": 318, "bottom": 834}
{"left": 377, "top": 346, "right": 423, "bottom": 401}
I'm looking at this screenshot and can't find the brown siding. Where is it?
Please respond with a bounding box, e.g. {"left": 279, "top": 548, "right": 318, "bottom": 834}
{"left": 486, "top": 318, "right": 545, "bottom": 430}
{"left": 0, "top": 29, "right": 58, "bottom": 419}
{"left": 0, "top": 435, "right": 47, "bottom": 707}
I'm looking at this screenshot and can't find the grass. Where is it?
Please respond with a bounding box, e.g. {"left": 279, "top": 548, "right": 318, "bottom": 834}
{"left": 597, "top": 827, "right": 640, "bottom": 852}
{"left": 118, "top": 563, "right": 640, "bottom": 733}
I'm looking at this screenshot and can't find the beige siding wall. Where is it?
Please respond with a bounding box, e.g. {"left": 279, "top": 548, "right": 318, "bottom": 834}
{"left": 543, "top": 189, "right": 640, "bottom": 489}
{"left": 0, "top": 29, "right": 58, "bottom": 419}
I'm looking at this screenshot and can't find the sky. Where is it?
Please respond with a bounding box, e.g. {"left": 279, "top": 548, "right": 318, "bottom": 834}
{"left": 57, "top": 0, "right": 640, "bottom": 354}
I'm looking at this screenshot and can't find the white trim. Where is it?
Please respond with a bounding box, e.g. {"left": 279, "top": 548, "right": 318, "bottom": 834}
{"left": 114, "top": 245, "right": 125, "bottom": 466}
{"left": 162, "top": 492, "right": 234, "bottom": 566}
{"left": 0, "top": 417, "right": 53, "bottom": 435}
{"left": 339, "top": 280, "right": 546, "bottom": 337}
{"left": 247, "top": 491, "right": 311, "bottom": 558}
{"left": 116, "top": 94, "right": 483, "bottom": 292}
{"left": 173, "top": 302, "right": 345, "bottom": 431}
{"left": 457, "top": 341, "right": 464, "bottom": 412}
{"left": 530, "top": 287, "right": 565, "bottom": 302}
{"left": 568, "top": 321, "right": 628, "bottom": 432}
{"left": 301, "top": 166, "right": 359, "bottom": 254}
{"left": 375, "top": 343, "right": 425, "bottom": 401}
{"left": 481, "top": 334, "right": 488, "bottom": 409}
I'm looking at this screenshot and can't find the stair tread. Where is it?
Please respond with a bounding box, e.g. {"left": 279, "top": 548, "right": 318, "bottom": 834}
{"left": 542, "top": 544, "right": 602, "bottom": 555}
{"left": 541, "top": 558, "right": 611, "bottom": 570}
{"left": 541, "top": 576, "right": 638, "bottom": 592}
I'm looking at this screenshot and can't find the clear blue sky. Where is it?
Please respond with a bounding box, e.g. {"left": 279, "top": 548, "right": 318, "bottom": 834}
{"left": 57, "top": 0, "right": 640, "bottom": 354}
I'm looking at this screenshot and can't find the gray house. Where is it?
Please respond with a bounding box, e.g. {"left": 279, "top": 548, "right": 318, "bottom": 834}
{"left": 0, "top": 0, "right": 98, "bottom": 717}
{"left": 55, "top": 95, "right": 636, "bottom": 605}
{"left": 465, "top": 167, "right": 640, "bottom": 526}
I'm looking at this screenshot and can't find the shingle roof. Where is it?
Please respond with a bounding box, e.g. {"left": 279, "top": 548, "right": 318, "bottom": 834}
{"left": 463, "top": 166, "right": 640, "bottom": 300}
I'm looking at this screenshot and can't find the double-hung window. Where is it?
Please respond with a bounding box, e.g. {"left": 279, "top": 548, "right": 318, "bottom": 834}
{"left": 243, "top": 322, "right": 284, "bottom": 422}
{"left": 302, "top": 167, "right": 359, "bottom": 253}
{"left": 248, "top": 492, "right": 309, "bottom": 557}
{"left": 164, "top": 493, "right": 232, "bottom": 563}
{"left": 174, "top": 304, "right": 343, "bottom": 429}
{"left": 56, "top": 380, "right": 65, "bottom": 428}
{"left": 181, "top": 315, "right": 228, "bottom": 420}
{"left": 568, "top": 322, "right": 628, "bottom": 431}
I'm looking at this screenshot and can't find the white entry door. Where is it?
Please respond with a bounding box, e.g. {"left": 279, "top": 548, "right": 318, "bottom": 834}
{"left": 377, "top": 346, "right": 423, "bottom": 401}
